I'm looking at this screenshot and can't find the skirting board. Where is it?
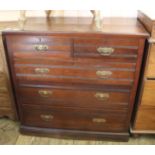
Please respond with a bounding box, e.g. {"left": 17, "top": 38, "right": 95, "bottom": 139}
{"left": 20, "top": 125, "right": 129, "bottom": 142}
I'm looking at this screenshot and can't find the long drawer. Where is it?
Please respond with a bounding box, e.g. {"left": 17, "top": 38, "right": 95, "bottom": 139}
{"left": 15, "top": 63, "right": 134, "bottom": 85}
{"left": 14, "top": 57, "right": 135, "bottom": 86}
{"left": 15, "top": 62, "right": 134, "bottom": 86}
{"left": 17, "top": 86, "right": 130, "bottom": 109}
{"left": 21, "top": 104, "right": 127, "bottom": 132}
{"left": 16, "top": 73, "right": 133, "bottom": 86}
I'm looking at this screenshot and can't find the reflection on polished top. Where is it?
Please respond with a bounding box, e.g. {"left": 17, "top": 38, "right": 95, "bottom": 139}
{"left": 1, "top": 17, "right": 149, "bottom": 37}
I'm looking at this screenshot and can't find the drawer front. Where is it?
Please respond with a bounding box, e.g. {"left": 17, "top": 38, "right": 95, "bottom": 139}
{"left": 6, "top": 35, "right": 72, "bottom": 58}
{"left": 146, "top": 44, "right": 155, "bottom": 78}
{"left": 14, "top": 57, "right": 135, "bottom": 86}
{"left": 15, "top": 64, "right": 135, "bottom": 81}
{"left": 21, "top": 104, "right": 127, "bottom": 132}
{"left": 141, "top": 80, "right": 155, "bottom": 106}
{"left": 134, "top": 106, "right": 155, "bottom": 130}
{"left": 74, "top": 38, "right": 138, "bottom": 61}
{"left": 16, "top": 73, "right": 133, "bottom": 86}
{"left": 13, "top": 55, "right": 137, "bottom": 69}
{"left": 15, "top": 63, "right": 134, "bottom": 86}
{"left": 17, "top": 86, "right": 130, "bottom": 109}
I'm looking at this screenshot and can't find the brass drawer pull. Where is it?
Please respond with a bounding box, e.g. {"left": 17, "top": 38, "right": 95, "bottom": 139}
{"left": 97, "top": 47, "right": 114, "bottom": 56}
{"left": 95, "top": 92, "right": 109, "bottom": 101}
{"left": 38, "top": 90, "right": 52, "bottom": 97}
{"left": 92, "top": 118, "right": 106, "bottom": 123}
{"left": 35, "top": 68, "right": 49, "bottom": 74}
{"left": 96, "top": 70, "right": 112, "bottom": 78}
{"left": 40, "top": 114, "right": 53, "bottom": 121}
{"left": 34, "top": 44, "right": 48, "bottom": 51}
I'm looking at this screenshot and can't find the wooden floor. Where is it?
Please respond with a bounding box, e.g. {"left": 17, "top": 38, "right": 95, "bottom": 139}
{"left": 0, "top": 118, "right": 155, "bottom": 144}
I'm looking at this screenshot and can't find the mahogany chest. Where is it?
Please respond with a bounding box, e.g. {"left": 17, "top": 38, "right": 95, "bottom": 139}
{"left": 2, "top": 17, "right": 148, "bottom": 141}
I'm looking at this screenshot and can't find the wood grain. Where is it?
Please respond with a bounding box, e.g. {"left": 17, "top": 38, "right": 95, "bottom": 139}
{"left": 21, "top": 104, "right": 127, "bottom": 132}
{"left": 138, "top": 10, "right": 153, "bottom": 35}
{"left": 17, "top": 86, "right": 130, "bottom": 109}
{"left": 132, "top": 10, "right": 155, "bottom": 134}
{"left": 14, "top": 64, "right": 135, "bottom": 79}
{"left": 2, "top": 17, "right": 148, "bottom": 140}
{"left": 138, "top": 10, "right": 155, "bottom": 39}
{"left": 140, "top": 80, "right": 155, "bottom": 106}
{"left": 3, "top": 17, "right": 148, "bottom": 37}
{"left": 146, "top": 44, "right": 155, "bottom": 78}
{"left": 134, "top": 106, "right": 155, "bottom": 130}
{"left": 0, "top": 33, "right": 15, "bottom": 119}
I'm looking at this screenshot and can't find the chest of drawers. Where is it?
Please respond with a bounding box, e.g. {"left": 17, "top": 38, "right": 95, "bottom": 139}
{"left": 131, "top": 11, "right": 155, "bottom": 134}
{"left": 0, "top": 22, "right": 18, "bottom": 119}
{"left": 2, "top": 17, "right": 148, "bottom": 141}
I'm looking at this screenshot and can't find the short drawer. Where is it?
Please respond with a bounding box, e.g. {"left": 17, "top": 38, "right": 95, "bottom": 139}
{"left": 74, "top": 38, "right": 138, "bottom": 62}
{"left": 141, "top": 80, "right": 155, "bottom": 106}
{"left": 17, "top": 86, "right": 130, "bottom": 109}
{"left": 146, "top": 44, "right": 155, "bottom": 78}
{"left": 6, "top": 35, "right": 73, "bottom": 58}
{"left": 134, "top": 106, "right": 155, "bottom": 130}
{"left": 21, "top": 104, "right": 127, "bottom": 132}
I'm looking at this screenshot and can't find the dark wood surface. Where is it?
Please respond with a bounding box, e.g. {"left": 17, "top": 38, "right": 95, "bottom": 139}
{"left": 2, "top": 17, "right": 148, "bottom": 140}
{"left": 3, "top": 17, "right": 148, "bottom": 37}
{"left": 21, "top": 104, "right": 127, "bottom": 132}
{"left": 17, "top": 86, "right": 130, "bottom": 109}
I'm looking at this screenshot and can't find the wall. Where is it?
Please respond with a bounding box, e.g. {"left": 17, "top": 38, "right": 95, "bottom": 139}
{"left": 0, "top": 10, "right": 138, "bottom": 21}
{"left": 1, "top": 0, "right": 155, "bottom": 21}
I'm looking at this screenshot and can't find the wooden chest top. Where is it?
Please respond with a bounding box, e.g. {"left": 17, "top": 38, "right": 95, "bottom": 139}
{"left": 2, "top": 17, "right": 149, "bottom": 37}
{"left": 138, "top": 10, "right": 155, "bottom": 40}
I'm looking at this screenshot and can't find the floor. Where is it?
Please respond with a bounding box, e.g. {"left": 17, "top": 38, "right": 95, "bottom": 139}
{"left": 0, "top": 118, "right": 155, "bottom": 144}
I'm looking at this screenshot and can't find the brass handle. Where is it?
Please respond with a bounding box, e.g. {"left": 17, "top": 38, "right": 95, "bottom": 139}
{"left": 38, "top": 90, "right": 52, "bottom": 97}
{"left": 96, "top": 70, "right": 112, "bottom": 78}
{"left": 40, "top": 114, "right": 53, "bottom": 121}
{"left": 35, "top": 68, "right": 49, "bottom": 74}
{"left": 95, "top": 92, "right": 109, "bottom": 101}
{"left": 92, "top": 118, "right": 106, "bottom": 123}
{"left": 97, "top": 47, "right": 114, "bottom": 56}
{"left": 34, "top": 44, "right": 48, "bottom": 51}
